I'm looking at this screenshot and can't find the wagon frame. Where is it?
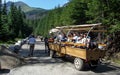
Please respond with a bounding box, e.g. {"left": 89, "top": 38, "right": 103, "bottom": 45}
{"left": 48, "top": 23, "right": 107, "bottom": 70}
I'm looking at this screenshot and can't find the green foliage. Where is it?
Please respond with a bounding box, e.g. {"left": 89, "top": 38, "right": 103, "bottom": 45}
{"left": 34, "top": 0, "right": 89, "bottom": 36}
{"left": 34, "top": 0, "right": 120, "bottom": 36}
{"left": 68, "top": 0, "right": 88, "bottom": 24}
{"left": 109, "top": 23, "right": 120, "bottom": 33}
{"left": 2, "top": 0, "right": 118, "bottom": 38}
{"left": 0, "top": 1, "right": 33, "bottom": 42}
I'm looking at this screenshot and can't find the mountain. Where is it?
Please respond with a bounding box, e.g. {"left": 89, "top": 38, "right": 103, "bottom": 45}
{"left": 6, "top": 1, "right": 48, "bottom": 19}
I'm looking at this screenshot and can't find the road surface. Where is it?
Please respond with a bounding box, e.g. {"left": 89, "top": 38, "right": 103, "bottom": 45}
{"left": 3, "top": 39, "right": 120, "bottom": 75}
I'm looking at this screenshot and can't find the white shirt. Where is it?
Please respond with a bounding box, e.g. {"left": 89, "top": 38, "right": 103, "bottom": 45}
{"left": 82, "top": 37, "right": 90, "bottom": 44}
{"left": 58, "top": 34, "right": 63, "bottom": 41}
{"left": 76, "top": 39, "right": 84, "bottom": 43}
{"left": 73, "top": 36, "right": 78, "bottom": 40}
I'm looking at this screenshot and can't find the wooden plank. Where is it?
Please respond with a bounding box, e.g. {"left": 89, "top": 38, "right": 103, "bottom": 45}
{"left": 65, "top": 47, "right": 87, "bottom": 60}
{"left": 49, "top": 43, "right": 106, "bottom": 61}
{"left": 56, "top": 23, "right": 102, "bottom": 29}
{"left": 86, "top": 49, "right": 106, "bottom": 60}
{"left": 66, "top": 29, "right": 107, "bottom": 32}
{"left": 49, "top": 43, "right": 87, "bottom": 59}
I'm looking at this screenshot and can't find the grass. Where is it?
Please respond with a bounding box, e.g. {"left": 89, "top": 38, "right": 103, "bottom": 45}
{"left": 112, "top": 59, "right": 120, "bottom": 64}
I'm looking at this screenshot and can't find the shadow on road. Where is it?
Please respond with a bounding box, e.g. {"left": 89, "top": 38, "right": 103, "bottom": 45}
{"left": 90, "top": 63, "right": 120, "bottom": 73}
{"left": 62, "top": 56, "right": 120, "bottom": 73}
{"left": 19, "top": 49, "right": 48, "bottom": 57}
{"left": 19, "top": 47, "right": 64, "bottom": 66}
{"left": 0, "top": 69, "right": 10, "bottom": 74}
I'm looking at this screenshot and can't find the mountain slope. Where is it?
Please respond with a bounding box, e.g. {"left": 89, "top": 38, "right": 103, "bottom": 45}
{"left": 6, "top": 1, "right": 48, "bottom": 19}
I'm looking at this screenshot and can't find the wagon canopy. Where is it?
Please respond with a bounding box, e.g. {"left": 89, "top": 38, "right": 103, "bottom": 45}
{"left": 55, "top": 23, "right": 106, "bottom": 32}
{"left": 49, "top": 28, "right": 60, "bottom": 34}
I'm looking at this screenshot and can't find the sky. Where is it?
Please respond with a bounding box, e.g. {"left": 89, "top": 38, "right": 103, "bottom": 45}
{"left": 2, "top": 0, "right": 69, "bottom": 9}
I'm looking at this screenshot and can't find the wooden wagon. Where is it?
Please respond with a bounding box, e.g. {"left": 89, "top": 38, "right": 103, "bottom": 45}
{"left": 48, "top": 23, "right": 107, "bottom": 70}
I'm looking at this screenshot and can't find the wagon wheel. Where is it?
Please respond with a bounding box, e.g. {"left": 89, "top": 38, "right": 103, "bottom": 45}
{"left": 50, "top": 50, "right": 56, "bottom": 58}
{"left": 74, "top": 58, "right": 84, "bottom": 71}
{"left": 89, "top": 60, "right": 99, "bottom": 69}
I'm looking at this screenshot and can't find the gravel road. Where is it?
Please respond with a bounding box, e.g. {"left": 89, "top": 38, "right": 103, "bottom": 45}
{"left": 2, "top": 39, "right": 120, "bottom": 75}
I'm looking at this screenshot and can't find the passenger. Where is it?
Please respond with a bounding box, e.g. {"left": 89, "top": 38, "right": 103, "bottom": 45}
{"left": 76, "top": 34, "right": 83, "bottom": 43}
{"left": 72, "top": 33, "right": 78, "bottom": 43}
{"left": 89, "top": 40, "right": 98, "bottom": 49}
{"left": 86, "top": 36, "right": 91, "bottom": 48}
{"left": 57, "top": 33, "right": 63, "bottom": 42}
{"left": 61, "top": 35, "right": 67, "bottom": 42}
{"left": 82, "top": 33, "right": 91, "bottom": 49}
{"left": 67, "top": 34, "right": 72, "bottom": 42}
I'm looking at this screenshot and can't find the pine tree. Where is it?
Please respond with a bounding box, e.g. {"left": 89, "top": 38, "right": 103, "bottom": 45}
{"left": 17, "top": 6, "right": 24, "bottom": 38}
{"left": 0, "top": 0, "right": 2, "bottom": 30}
{"left": 0, "top": 0, "right": 10, "bottom": 41}
{"left": 9, "top": 3, "right": 21, "bottom": 37}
